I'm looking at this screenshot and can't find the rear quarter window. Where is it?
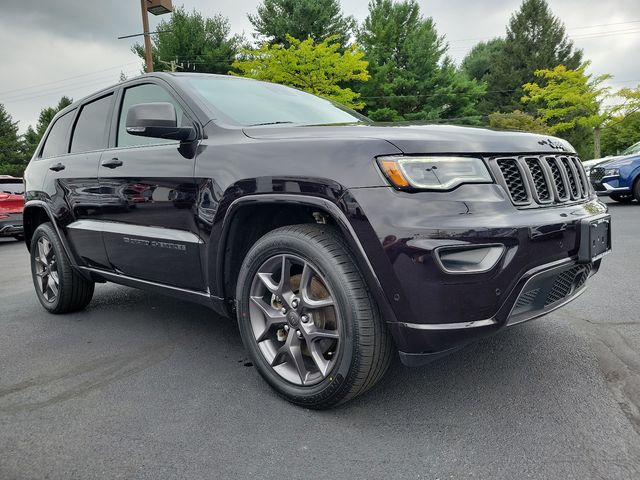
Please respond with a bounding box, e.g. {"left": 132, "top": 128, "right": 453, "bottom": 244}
{"left": 41, "top": 111, "right": 74, "bottom": 159}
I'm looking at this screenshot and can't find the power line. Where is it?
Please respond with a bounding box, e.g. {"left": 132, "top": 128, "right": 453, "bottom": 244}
{"left": 0, "top": 62, "right": 139, "bottom": 97}
{"left": 0, "top": 70, "right": 140, "bottom": 104}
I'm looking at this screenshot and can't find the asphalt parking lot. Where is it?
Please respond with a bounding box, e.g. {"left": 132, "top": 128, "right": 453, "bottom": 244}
{"left": 1, "top": 198, "right": 639, "bottom": 480}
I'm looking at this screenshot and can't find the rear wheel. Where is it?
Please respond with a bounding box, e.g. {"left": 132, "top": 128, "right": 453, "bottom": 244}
{"left": 30, "top": 223, "right": 95, "bottom": 313}
{"left": 610, "top": 193, "right": 634, "bottom": 203}
{"left": 235, "top": 224, "right": 392, "bottom": 409}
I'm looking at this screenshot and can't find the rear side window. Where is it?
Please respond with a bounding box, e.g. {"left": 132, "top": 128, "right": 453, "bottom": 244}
{"left": 70, "top": 94, "right": 113, "bottom": 154}
{"left": 41, "top": 111, "right": 74, "bottom": 158}
{"left": 117, "top": 83, "right": 186, "bottom": 147}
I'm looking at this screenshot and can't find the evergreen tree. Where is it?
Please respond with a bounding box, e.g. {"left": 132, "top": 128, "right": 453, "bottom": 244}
{"left": 133, "top": 7, "right": 243, "bottom": 74}
{"left": 0, "top": 104, "right": 25, "bottom": 176}
{"left": 485, "top": 0, "right": 582, "bottom": 113}
{"left": 357, "top": 0, "right": 484, "bottom": 123}
{"left": 461, "top": 38, "right": 506, "bottom": 114}
{"left": 248, "top": 0, "right": 356, "bottom": 47}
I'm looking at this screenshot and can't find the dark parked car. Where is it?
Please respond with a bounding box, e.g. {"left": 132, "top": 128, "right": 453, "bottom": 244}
{"left": 23, "top": 73, "right": 611, "bottom": 408}
{"left": 0, "top": 175, "right": 24, "bottom": 240}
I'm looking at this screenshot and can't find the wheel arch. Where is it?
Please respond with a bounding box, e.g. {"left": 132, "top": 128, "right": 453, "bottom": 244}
{"left": 22, "top": 201, "right": 86, "bottom": 274}
{"left": 213, "top": 194, "right": 396, "bottom": 323}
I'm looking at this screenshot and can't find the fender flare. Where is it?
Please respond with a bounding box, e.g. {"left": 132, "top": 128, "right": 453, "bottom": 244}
{"left": 23, "top": 201, "right": 88, "bottom": 276}
{"left": 215, "top": 193, "right": 398, "bottom": 323}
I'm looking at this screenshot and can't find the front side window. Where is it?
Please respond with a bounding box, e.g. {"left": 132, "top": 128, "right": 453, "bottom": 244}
{"left": 70, "top": 94, "right": 113, "bottom": 154}
{"left": 117, "top": 83, "right": 186, "bottom": 147}
{"left": 41, "top": 110, "right": 74, "bottom": 158}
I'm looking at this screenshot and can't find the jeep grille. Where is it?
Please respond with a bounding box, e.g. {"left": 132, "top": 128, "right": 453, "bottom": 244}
{"left": 491, "top": 155, "right": 591, "bottom": 208}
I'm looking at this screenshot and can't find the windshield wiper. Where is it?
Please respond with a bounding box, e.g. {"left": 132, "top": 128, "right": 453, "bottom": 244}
{"left": 248, "top": 121, "right": 295, "bottom": 127}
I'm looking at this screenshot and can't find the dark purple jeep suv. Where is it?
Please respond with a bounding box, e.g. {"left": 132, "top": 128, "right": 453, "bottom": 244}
{"left": 23, "top": 73, "right": 611, "bottom": 408}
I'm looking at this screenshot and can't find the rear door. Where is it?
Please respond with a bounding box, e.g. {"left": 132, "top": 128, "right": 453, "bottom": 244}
{"left": 96, "top": 81, "right": 204, "bottom": 291}
{"left": 40, "top": 94, "right": 114, "bottom": 269}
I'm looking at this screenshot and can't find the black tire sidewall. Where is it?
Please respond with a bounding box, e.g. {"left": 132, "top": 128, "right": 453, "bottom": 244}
{"left": 236, "top": 228, "right": 362, "bottom": 407}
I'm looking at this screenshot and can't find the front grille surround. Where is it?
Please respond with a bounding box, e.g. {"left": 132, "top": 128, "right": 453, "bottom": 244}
{"left": 490, "top": 154, "right": 592, "bottom": 208}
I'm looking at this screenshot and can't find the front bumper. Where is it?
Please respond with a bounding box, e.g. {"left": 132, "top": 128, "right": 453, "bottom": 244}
{"left": 0, "top": 213, "right": 23, "bottom": 237}
{"left": 591, "top": 177, "right": 630, "bottom": 195}
{"left": 343, "top": 185, "right": 608, "bottom": 364}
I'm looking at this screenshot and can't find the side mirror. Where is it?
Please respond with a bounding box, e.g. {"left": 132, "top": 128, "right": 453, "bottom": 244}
{"left": 126, "top": 102, "right": 196, "bottom": 142}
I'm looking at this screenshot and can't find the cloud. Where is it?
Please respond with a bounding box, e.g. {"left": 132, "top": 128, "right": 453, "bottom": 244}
{"left": 1, "top": 0, "right": 638, "bottom": 131}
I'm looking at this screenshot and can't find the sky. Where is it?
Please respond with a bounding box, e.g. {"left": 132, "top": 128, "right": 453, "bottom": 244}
{"left": 1, "top": 0, "right": 639, "bottom": 132}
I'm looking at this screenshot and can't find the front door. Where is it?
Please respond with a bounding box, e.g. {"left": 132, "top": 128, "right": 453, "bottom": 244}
{"left": 97, "top": 81, "right": 204, "bottom": 291}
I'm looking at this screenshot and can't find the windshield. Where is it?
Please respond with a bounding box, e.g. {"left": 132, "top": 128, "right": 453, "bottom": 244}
{"left": 185, "top": 76, "right": 367, "bottom": 127}
{"left": 0, "top": 181, "right": 23, "bottom": 194}
{"left": 621, "top": 141, "right": 640, "bottom": 156}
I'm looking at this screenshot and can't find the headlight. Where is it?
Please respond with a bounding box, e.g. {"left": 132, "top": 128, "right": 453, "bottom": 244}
{"left": 604, "top": 168, "right": 620, "bottom": 177}
{"left": 378, "top": 156, "right": 492, "bottom": 190}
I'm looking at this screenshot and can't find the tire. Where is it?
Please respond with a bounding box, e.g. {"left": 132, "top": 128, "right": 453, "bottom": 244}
{"left": 235, "top": 224, "right": 393, "bottom": 409}
{"left": 634, "top": 177, "right": 640, "bottom": 202}
{"left": 30, "top": 222, "right": 95, "bottom": 314}
{"left": 14, "top": 234, "right": 24, "bottom": 241}
{"left": 610, "top": 193, "right": 634, "bottom": 203}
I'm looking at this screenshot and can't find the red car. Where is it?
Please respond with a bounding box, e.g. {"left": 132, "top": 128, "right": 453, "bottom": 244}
{"left": 0, "top": 175, "right": 24, "bottom": 240}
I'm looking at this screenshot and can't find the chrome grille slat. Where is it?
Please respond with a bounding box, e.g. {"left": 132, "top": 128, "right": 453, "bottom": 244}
{"left": 546, "top": 157, "right": 569, "bottom": 200}
{"left": 491, "top": 154, "right": 590, "bottom": 208}
{"left": 559, "top": 156, "right": 580, "bottom": 198}
{"left": 572, "top": 156, "right": 590, "bottom": 196}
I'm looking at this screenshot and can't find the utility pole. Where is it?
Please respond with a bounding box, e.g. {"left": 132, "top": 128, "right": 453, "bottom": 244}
{"left": 138, "top": 0, "right": 174, "bottom": 73}
{"left": 140, "top": 0, "right": 154, "bottom": 72}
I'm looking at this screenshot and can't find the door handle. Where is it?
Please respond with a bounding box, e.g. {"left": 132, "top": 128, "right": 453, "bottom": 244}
{"left": 49, "top": 162, "right": 65, "bottom": 172}
{"left": 101, "top": 158, "right": 123, "bottom": 169}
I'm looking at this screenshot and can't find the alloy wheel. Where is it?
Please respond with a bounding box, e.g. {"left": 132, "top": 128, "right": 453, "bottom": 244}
{"left": 248, "top": 254, "right": 340, "bottom": 386}
{"left": 34, "top": 236, "right": 59, "bottom": 303}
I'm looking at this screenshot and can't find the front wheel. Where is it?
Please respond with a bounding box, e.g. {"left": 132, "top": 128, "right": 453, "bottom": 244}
{"left": 236, "top": 224, "right": 392, "bottom": 409}
{"left": 30, "top": 222, "right": 95, "bottom": 313}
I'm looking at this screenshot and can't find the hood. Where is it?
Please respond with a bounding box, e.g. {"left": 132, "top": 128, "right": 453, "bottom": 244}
{"left": 0, "top": 193, "right": 24, "bottom": 214}
{"left": 599, "top": 154, "right": 640, "bottom": 168}
{"left": 243, "top": 123, "right": 576, "bottom": 155}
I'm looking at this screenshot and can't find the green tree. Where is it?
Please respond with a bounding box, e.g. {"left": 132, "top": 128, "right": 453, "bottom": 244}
{"left": 601, "top": 112, "right": 640, "bottom": 156}
{"left": 133, "top": 7, "right": 242, "bottom": 73}
{"left": 357, "top": 0, "right": 485, "bottom": 123}
{"left": 0, "top": 104, "right": 25, "bottom": 176}
{"left": 248, "top": 0, "right": 355, "bottom": 47}
{"left": 522, "top": 63, "right": 611, "bottom": 158}
{"left": 461, "top": 38, "right": 506, "bottom": 114}
{"left": 484, "top": 0, "right": 582, "bottom": 113}
{"left": 231, "top": 35, "right": 369, "bottom": 109}
{"left": 22, "top": 96, "right": 72, "bottom": 159}
{"left": 488, "top": 110, "right": 548, "bottom": 134}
